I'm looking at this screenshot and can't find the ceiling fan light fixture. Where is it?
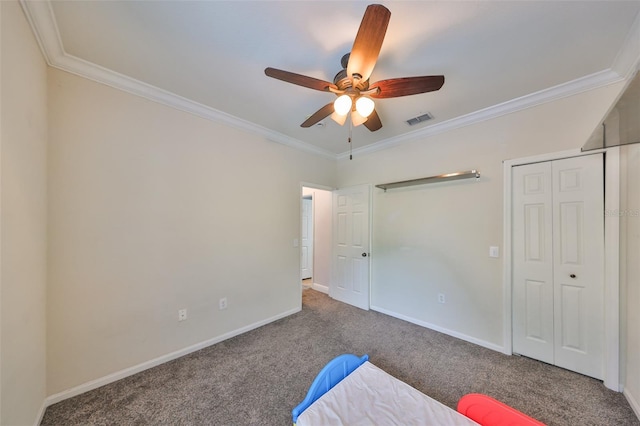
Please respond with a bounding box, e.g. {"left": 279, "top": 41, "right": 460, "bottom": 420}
{"left": 351, "top": 110, "right": 369, "bottom": 127}
{"left": 330, "top": 110, "right": 348, "bottom": 126}
{"left": 265, "top": 4, "right": 444, "bottom": 134}
{"left": 334, "top": 95, "right": 352, "bottom": 116}
{"left": 355, "top": 96, "right": 375, "bottom": 117}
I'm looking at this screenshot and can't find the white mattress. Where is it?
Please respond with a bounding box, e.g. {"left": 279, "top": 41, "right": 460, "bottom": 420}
{"left": 296, "top": 361, "right": 479, "bottom": 426}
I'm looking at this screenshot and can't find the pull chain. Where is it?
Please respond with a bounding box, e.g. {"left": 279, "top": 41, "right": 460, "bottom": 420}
{"left": 349, "top": 118, "right": 353, "bottom": 160}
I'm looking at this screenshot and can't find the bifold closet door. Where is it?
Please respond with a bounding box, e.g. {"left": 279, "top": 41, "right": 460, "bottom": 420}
{"left": 551, "top": 155, "right": 604, "bottom": 378}
{"left": 512, "top": 161, "right": 555, "bottom": 365}
{"left": 512, "top": 154, "right": 604, "bottom": 380}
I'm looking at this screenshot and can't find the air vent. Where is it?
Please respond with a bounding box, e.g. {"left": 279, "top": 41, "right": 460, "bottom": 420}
{"left": 406, "top": 112, "right": 433, "bottom": 126}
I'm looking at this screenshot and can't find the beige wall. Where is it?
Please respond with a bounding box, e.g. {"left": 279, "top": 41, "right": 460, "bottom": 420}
{"left": 0, "top": 1, "right": 49, "bottom": 424}
{"left": 2, "top": 1, "right": 638, "bottom": 420}
{"left": 337, "top": 81, "right": 626, "bottom": 349}
{"left": 46, "top": 68, "right": 336, "bottom": 394}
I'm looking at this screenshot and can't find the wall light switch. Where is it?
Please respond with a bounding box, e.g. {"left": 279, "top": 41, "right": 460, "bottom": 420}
{"left": 293, "top": 238, "right": 299, "bottom": 247}
{"left": 489, "top": 246, "right": 499, "bottom": 258}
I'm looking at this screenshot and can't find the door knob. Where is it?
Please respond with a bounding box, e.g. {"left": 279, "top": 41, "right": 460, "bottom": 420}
{"left": 362, "top": 253, "right": 368, "bottom": 257}
{"left": 570, "top": 274, "right": 576, "bottom": 278}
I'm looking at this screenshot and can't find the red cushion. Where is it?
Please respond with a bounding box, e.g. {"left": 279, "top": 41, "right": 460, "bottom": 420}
{"left": 457, "top": 394, "right": 546, "bottom": 426}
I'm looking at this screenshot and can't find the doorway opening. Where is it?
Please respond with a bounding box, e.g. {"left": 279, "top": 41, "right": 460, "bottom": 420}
{"left": 301, "top": 186, "right": 332, "bottom": 294}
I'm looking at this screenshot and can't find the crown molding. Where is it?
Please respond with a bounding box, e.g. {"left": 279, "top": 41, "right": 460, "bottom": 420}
{"left": 19, "top": 0, "right": 337, "bottom": 161}
{"left": 338, "top": 68, "right": 624, "bottom": 160}
{"left": 611, "top": 8, "right": 640, "bottom": 80}
{"left": 21, "top": 0, "right": 640, "bottom": 163}
{"left": 19, "top": 0, "right": 63, "bottom": 66}
{"left": 343, "top": 7, "right": 640, "bottom": 160}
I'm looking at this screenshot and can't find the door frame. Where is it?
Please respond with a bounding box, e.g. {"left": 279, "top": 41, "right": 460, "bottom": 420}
{"left": 299, "top": 182, "right": 335, "bottom": 302}
{"left": 503, "top": 147, "right": 620, "bottom": 391}
{"left": 301, "top": 196, "right": 313, "bottom": 280}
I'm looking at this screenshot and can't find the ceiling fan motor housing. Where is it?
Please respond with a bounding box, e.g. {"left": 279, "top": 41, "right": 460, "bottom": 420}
{"left": 334, "top": 65, "right": 369, "bottom": 92}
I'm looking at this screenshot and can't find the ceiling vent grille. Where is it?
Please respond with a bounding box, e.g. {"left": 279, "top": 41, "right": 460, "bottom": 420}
{"left": 406, "top": 112, "right": 433, "bottom": 126}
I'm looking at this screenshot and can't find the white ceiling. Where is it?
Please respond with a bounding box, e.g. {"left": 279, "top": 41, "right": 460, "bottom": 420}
{"left": 23, "top": 1, "right": 640, "bottom": 158}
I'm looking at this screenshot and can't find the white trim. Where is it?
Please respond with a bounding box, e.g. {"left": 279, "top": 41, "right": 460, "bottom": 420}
{"left": 624, "top": 388, "right": 640, "bottom": 420}
{"left": 18, "top": 0, "right": 63, "bottom": 66}
{"left": 300, "top": 182, "right": 335, "bottom": 192}
{"left": 311, "top": 283, "right": 329, "bottom": 294}
{"left": 503, "top": 148, "right": 621, "bottom": 391}
{"left": 34, "top": 401, "right": 47, "bottom": 426}
{"left": 18, "top": 1, "right": 336, "bottom": 161}
{"left": 43, "top": 307, "right": 300, "bottom": 406}
{"left": 21, "top": 0, "right": 637, "bottom": 163}
{"left": 611, "top": 8, "right": 640, "bottom": 80}
{"left": 58, "top": 54, "right": 337, "bottom": 160}
{"left": 371, "top": 305, "right": 505, "bottom": 354}
{"left": 300, "top": 182, "right": 336, "bottom": 307}
{"left": 604, "top": 147, "right": 621, "bottom": 391}
{"left": 0, "top": 0, "right": 3, "bottom": 420}
{"left": 340, "top": 70, "right": 624, "bottom": 161}
{"left": 503, "top": 148, "right": 602, "bottom": 166}
{"left": 368, "top": 184, "right": 373, "bottom": 310}
{"left": 502, "top": 160, "right": 514, "bottom": 356}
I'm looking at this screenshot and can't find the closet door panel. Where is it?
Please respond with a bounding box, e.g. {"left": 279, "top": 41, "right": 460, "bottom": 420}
{"left": 552, "top": 154, "right": 604, "bottom": 379}
{"left": 512, "top": 162, "right": 554, "bottom": 364}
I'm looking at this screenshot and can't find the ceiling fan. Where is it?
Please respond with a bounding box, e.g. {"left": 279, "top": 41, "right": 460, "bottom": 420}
{"left": 264, "top": 4, "right": 445, "bottom": 132}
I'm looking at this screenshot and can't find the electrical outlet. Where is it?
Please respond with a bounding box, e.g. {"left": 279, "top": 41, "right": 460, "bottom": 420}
{"left": 219, "top": 297, "right": 228, "bottom": 310}
{"left": 178, "top": 309, "right": 187, "bottom": 321}
{"left": 438, "top": 293, "right": 446, "bottom": 304}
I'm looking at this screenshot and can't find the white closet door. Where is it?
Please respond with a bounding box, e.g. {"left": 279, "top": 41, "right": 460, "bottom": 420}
{"left": 512, "top": 161, "right": 555, "bottom": 364}
{"left": 512, "top": 154, "right": 604, "bottom": 380}
{"left": 552, "top": 155, "right": 604, "bottom": 379}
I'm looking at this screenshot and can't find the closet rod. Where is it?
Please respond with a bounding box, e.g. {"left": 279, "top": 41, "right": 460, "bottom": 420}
{"left": 376, "top": 170, "right": 480, "bottom": 192}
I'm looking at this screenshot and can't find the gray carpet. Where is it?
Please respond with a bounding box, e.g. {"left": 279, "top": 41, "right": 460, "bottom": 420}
{"left": 42, "top": 289, "right": 638, "bottom": 425}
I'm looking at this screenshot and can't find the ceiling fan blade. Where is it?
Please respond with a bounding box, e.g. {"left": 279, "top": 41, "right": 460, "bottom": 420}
{"left": 363, "top": 109, "right": 382, "bottom": 132}
{"left": 346, "top": 4, "right": 391, "bottom": 84}
{"left": 265, "top": 67, "right": 337, "bottom": 92}
{"left": 370, "top": 76, "right": 445, "bottom": 99}
{"left": 301, "top": 103, "right": 335, "bottom": 127}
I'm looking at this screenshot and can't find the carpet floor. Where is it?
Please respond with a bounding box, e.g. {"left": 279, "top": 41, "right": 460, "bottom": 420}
{"left": 41, "top": 289, "right": 639, "bottom": 425}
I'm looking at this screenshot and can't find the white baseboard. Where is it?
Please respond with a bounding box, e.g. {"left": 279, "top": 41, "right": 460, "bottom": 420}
{"left": 311, "top": 282, "right": 329, "bottom": 294}
{"left": 44, "top": 307, "right": 300, "bottom": 407}
{"left": 624, "top": 387, "right": 640, "bottom": 420}
{"left": 34, "top": 399, "right": 47, "bottom": 426}
{"left": 370, "top": 305, "right": 505, "bottom": 354}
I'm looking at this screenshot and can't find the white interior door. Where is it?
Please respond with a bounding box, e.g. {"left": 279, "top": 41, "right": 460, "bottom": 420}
{"left": 301, "top": 197, "right": 313, "bottom": 280}
{"left": 331, "top": 184, "right": 370, "bottom": 310}
{"left": 512, "top": 154, "right": 604, "bottom": 379}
